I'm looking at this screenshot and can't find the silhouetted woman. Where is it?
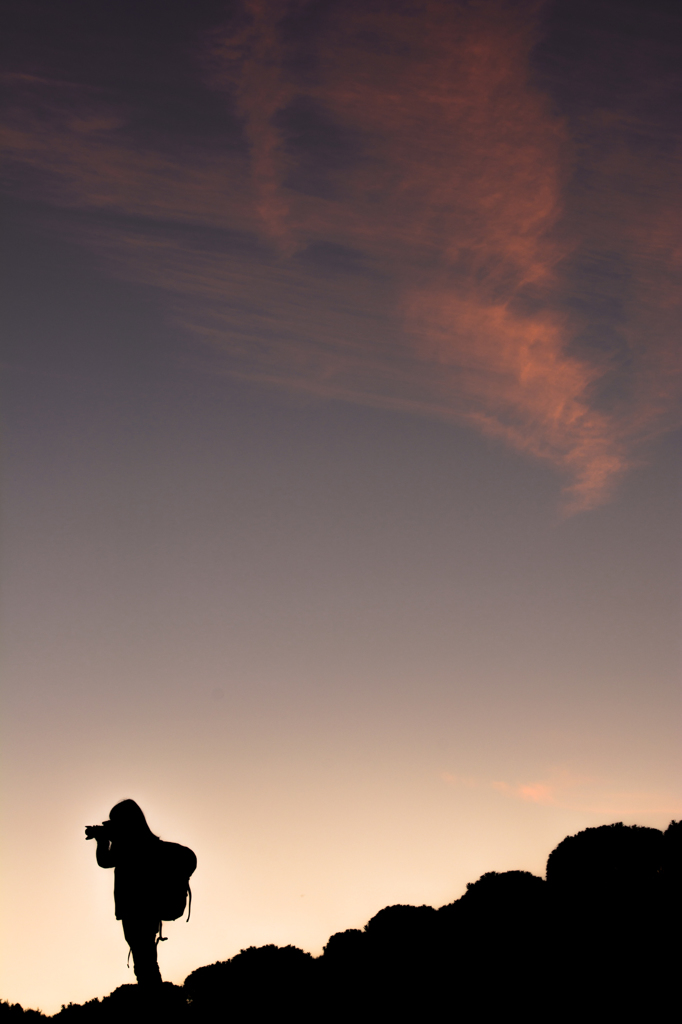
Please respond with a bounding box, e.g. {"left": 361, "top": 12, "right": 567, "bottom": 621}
{"left": 86, "top": 800, "right": 164, "bottom": 986}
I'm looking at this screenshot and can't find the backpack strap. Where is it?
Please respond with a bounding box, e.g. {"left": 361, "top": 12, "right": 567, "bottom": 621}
{"left": 157, "top": 920, "right": 167, "bottom": 944}
{"left": 186, "top": 884, "right": 192, "bottom": 923}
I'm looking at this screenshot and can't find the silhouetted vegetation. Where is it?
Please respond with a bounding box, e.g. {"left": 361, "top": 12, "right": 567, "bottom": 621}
{"left": 3, "top": 820, "right": 679, "bottom": 1021}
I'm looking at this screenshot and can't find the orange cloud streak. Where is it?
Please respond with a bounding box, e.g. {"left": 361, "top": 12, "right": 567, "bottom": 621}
{"left": 207, "top": 0, "right": 637, "bottom": 510}
{"left": 490, "top": 770, "right": 682, "bottom": 817}
{"left": 2, "top": 0, "right": 680, "bottom": 510}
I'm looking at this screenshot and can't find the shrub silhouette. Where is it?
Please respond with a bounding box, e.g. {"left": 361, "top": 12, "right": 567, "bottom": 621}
{"left": 545, "top": 822, "right": 675, "bottom": 1018}
{"left": 322, "top": 927, "right": 365, "bottom": 962}
{"left": 185, "top": 944, "right": 318, "bottom": 1021}
{"left": 0, "top": 985, "right": 187, "bottom": 1024}
{"left": 435, "top": 871, "right": 550, "bottom": 1015}
{"left": 663, "top": 818, "right": 682, "bottom": 891}
{"left": 441, "top": 867, "right": 546, "bottom": 918}
{"left": 546, "top": 822, "right": 663, "bottom": 900}
{"left": 0, "top": 1004, "right": 46, "bottom": 1021}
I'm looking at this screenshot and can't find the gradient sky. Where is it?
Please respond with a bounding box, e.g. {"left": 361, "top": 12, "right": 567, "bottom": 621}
{"left": 1, "top": 0, "right": 680, "bottom": 1012}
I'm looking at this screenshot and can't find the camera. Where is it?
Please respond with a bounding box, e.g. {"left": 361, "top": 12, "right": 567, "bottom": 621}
{"left": 85, "top": 821, "right": 112, "bottom": 841}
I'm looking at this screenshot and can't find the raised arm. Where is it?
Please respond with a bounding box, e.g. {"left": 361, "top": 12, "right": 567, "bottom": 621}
{"left": 95, "top": 838, "right": 115, "bottom": 868}
{"left": 85, "top": 824, "right": 115, "bottom": 867}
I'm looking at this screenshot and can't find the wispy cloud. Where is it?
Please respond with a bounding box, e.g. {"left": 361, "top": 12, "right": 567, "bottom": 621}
{"left": 2, "top": 0, "right": 680, "bottom": 510}
{"left": 441, "top": 767, "right": 681, "bottom": 816}
{"left": 490, "top": 769, "right": 682, "bottom": 817}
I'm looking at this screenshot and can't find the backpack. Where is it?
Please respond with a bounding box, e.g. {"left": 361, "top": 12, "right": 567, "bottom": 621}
{"left": 154, "top": 841, "right": 197, "bottom": 922}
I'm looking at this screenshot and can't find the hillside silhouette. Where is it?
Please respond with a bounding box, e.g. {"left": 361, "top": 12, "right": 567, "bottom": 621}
{"left": 3, "top": 820, "right": 679, "bottom": 1021}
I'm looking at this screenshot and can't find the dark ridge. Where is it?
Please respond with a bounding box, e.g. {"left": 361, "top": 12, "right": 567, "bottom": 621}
{"left": 3, "top": 819, "right": 679, "bottom": 1021}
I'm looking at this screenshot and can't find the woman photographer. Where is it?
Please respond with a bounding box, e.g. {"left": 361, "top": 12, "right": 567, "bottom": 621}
{"left": 86, "top": 800, "right": 164, "bottom": 986}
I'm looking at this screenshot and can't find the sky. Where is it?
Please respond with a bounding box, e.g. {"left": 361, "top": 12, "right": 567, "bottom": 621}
{"left": 1, "top": 0, "right": 680, "bottom": 1012}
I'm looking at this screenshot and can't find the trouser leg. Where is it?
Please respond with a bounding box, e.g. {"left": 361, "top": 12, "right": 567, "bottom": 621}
{"left": 122, "top": 916, "right": 162, "bottom": 985}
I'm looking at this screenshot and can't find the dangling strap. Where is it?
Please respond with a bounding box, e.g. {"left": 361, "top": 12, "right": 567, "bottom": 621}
{"left": 127, "top": 948, "right": 132, "bottom": 969}
{"left": 156, "top": 920, "right": 168, "bottom": 944}
{"left": 186, "top": 885, "right": 192, "bottom": 923}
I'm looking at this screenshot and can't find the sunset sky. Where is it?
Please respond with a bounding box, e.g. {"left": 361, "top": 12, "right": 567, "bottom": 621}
{"left": 1, "top": 0, "right": 680, "bottom": 1012}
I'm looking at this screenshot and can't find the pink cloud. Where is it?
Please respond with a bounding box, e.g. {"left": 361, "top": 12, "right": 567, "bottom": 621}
{"left": 491, "top": 770, "right": 682, "bottom": 816}
{"left": 2, "top": 0, "right": 680, "bottom": 510}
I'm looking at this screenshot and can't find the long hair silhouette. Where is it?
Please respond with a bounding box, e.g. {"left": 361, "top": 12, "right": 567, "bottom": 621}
{"left": 108, "top": 800, "right": 159, "bottom": 842}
